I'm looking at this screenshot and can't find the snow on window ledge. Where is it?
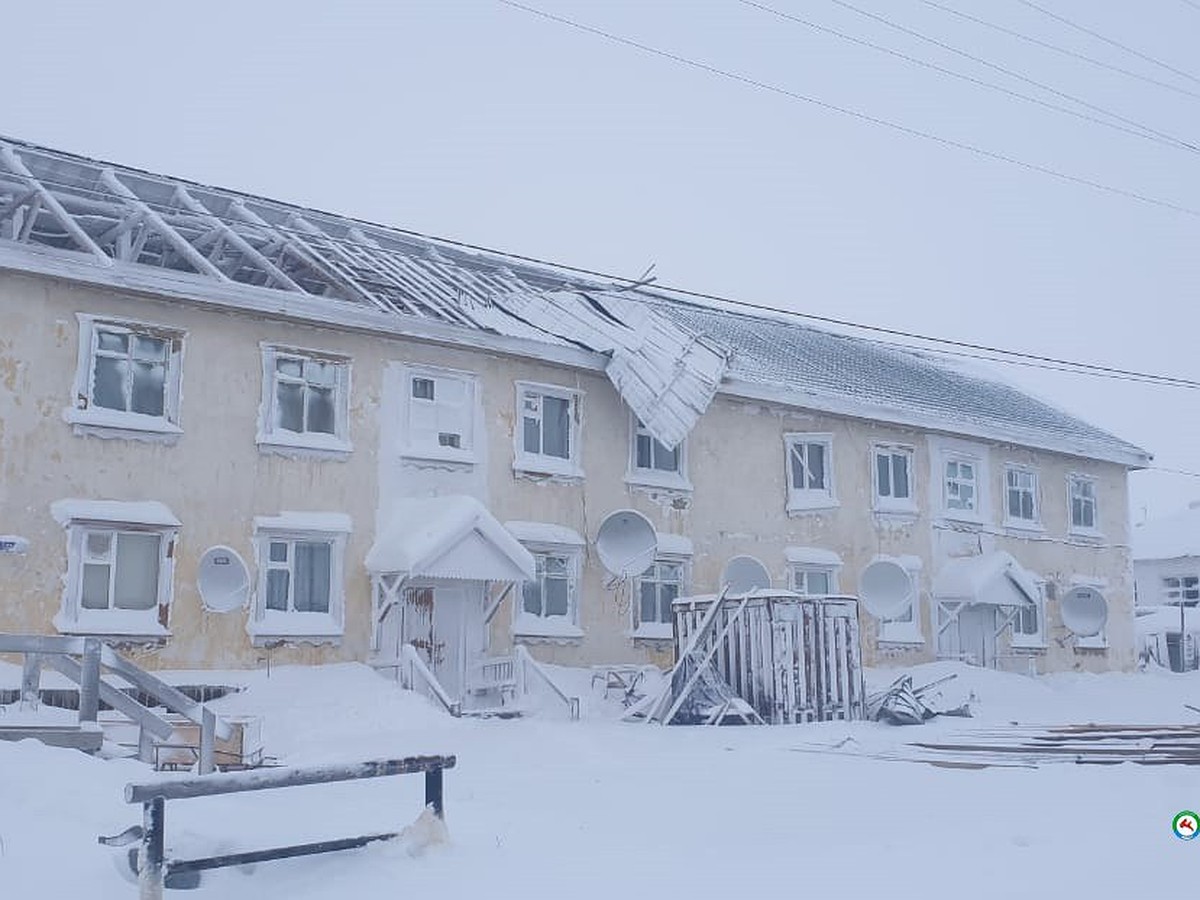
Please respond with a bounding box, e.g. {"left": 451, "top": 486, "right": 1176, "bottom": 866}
{"left": 513, "top": 613, "right": 583, "bottom": 643}
{"left": 63, "top": 407, "right": 183, "bottom": 444}
{"left": 625, "top": 469, "right": 693, "bottom": 494}
{"left": 631, "top": 623, "right": 674, "bottom": 642}
{"left": 1010, "top": 640, "right": 1047, "bottom": 652}
{"left": 399, "top": 445, "right": 478, "bottom": 468}
{"left": 878, "top": 623, "right": 925, "bottom": 646}
{"left": 256, "top": 430, "right": 353, "bottom": 460}
{"left": 1068, "top": 527, "right": 1105, "bottom": 544}
{"left": 54, "top": 611, "right": 170, "bottom": 641}
{"left": 1074, "top": 634, "right": 1109, "bottom": 651}
{"left": 1003, "top": 519, "right": 1045, "bottom": 536}
{"left": 786, "top": 496, "right": 840, "bottom": 516}
{"left": 873, "top": 501, "right": 919, "bottom": 519}
{"left": 513, "top": 456, "right": 584, "bottom": 482}
{"left": 248, "top": 611, "right": 344, "bottom": 646}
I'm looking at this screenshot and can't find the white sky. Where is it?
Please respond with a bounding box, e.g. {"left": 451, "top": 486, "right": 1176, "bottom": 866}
{"left": 5, "top": 0, "right": 1198, "bottom": 520}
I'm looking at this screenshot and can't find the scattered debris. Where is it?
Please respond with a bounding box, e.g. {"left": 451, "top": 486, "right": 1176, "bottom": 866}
{"left": 866, "top": 674, "right": 970, "bottom": 725}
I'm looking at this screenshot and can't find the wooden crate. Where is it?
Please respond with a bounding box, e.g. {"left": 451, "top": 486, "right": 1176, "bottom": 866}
{"left": 156, "top": 715, "right": 264, "bottom": 770}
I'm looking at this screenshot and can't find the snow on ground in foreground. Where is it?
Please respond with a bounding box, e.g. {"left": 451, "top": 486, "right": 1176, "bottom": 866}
{"left": 4, "top": 662, "right": 1200, "bottom": 899}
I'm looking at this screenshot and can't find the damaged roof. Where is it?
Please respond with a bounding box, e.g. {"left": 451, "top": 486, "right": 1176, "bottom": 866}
{"left": 0, "top": 136, "right": 1148, "bottom": 466}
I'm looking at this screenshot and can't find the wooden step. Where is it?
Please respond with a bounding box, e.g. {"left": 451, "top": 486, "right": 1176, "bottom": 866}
{"left": 0, "top": 724, "right": 103, "bottom": 753}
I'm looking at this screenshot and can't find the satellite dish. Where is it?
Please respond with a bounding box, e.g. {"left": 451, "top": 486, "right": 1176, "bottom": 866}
{"left": 1061, "top": 586, "right": 1108, "bottom": 637}
{"left": 722, "top": 556, "right": 772, "bottom": 595}
{"left": 859, "top": 560, "right": 914, "bottom": 619}
{"left": 197, "top": 546, "right": 250, "bottom": 613}
{"left": 595, "top": 510, "right": 658, "bottom": 578}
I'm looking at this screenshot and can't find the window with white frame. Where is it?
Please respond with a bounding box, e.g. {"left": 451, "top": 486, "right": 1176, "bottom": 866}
{"left": 516, "top": 546, "right": 582, "bottom": 637}
{"left": 1011, "top": 588, "right": 1046, "bottom": 648}
{"left": 785, "top": 434, "right": 836, "bottom": 511}
{"left": 1164, "top": 575, "right": 1200, "bottom": 605}
{"left": 627, "top": 417, "right": 690, "bottom": 490}
{"left": 873, "top": 445, "right": 914, "bottom": 511}
{"left": 633, "top": 560, "right": 685, "bottom": 638}
{"left": 1005, "top": 466, "right": 1039, "bottom": 526}
{"left": 68, "top": 316, "right": 184, "bottom": 437}
{"left": 258, "top": 346, "right": 351, "bottom": 454}
{"left": 400, "top": 365, "right": 476, "bottom": 463}
{"left": 515, "top": 383, "right": 581, "bottom": 477}
{"left": 944, "top": 455, "right": 978, "bottom": 514}
{"left": 792, "top": 567, "right": 836, "bottom": 596}
{"left": 52, "top": 500, "right": 179, "bottom": 638}
{"left": 251, "top": 514, "right": 349, "bottom": 643}
{"left": 1069, "top": 476, "right": 1098, "bottom": 532}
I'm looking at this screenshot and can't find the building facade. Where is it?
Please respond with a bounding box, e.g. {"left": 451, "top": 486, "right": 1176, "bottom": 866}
{"left": 0, "top": 139, "right": 1149, "bottom": 700}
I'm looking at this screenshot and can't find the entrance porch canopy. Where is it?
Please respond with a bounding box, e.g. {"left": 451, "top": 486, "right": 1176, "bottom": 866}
{"left": 932, "top": 552, "right": 1039, "bottom": 607}
{"left": 366, "top": 496, "right": 535, "bottom": 582}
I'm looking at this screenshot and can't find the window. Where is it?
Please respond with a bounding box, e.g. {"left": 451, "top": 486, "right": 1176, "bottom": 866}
{"left": 251, "top": 513, "right": 350, "bottom": 643}
{"left": 792, "top": 567, "right": 834, "bottom": 596}
{"left": 1164, "top": 575, "right": 1200, "bottom": 606}
{"left": 944, "top": 456, "right": 978, "bottom": 513}
{"left": 51, "top": 499, "right": 179, "bottom": 638}
{"left": 1069, "top": 476, "right": 1098, "bottom": 532}
{"left": 258, "top": 346, "right": 351, "bottom": 455}
{"left": 1011, "top": 589, "right": 1046, "bottom": 648}
{"left": 627, "top": 416, "right": 691, "bottom": 491}
{"left": 873, "top": 445, "right": 914, "bottom": 512}
{"left": 400, "top": 365, "right": 476, "bottom": 463}
{"left": 514, "top": 383, "right": 582, "bottom": 478}
{"left": 1004, "top": 466, "right": 1039, "bottom": 526}
{"left": 634, "top": 560, "right": 685, "bottom": 639}
{"left": 785, "top": 433, "right": 836, "bottom": 511}
{"left": 67, "top": 316, "right": 184, "bottom": 439}
{"left": 515, "top": 545, "right": 583, "bottom": 639}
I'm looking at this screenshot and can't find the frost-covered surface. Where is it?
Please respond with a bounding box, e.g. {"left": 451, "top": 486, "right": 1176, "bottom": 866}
{"left": 4, "top": 661, "right": 1200, "bottom": 899}
{"left": 1133, "top": 506, "right": 1200, "bottom": 561}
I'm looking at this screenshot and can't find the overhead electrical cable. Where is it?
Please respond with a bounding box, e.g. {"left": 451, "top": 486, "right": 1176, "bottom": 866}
{"left": 736, "top": 0, "right": 1200, "bottom": 154}
{"left": 492, "top": 1, "right": 1200, "bottom": 219}
{"left": 820, "top": 0, "right": 1200, "bottom": 151}
{"left": 1015, "top": 0, "right": 1200, "bottom": 87}
{"left": 918, "top": 0, "right": 1200, "bottom": 101}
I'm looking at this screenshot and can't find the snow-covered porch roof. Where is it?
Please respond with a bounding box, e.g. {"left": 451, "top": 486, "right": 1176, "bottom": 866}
{"left": 366, "top": 496, "right": 535, "bottom": 582}
{"left": 932, "top": 552, "right": 1039, "bottom": 607}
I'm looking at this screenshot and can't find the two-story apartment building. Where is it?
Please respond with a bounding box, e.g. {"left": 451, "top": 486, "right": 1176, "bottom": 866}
{"left": 0, "top": 138, "right": 1149, "bottom": 704}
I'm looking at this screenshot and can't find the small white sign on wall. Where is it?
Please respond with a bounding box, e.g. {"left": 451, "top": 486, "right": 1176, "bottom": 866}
{"left": 0, "top": 535, "right": 30, "bottom": 555}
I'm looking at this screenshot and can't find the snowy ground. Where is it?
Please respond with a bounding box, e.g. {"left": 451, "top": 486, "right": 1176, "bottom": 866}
{"left": 4, "top": 661, "right": 1200, "bottom": 899}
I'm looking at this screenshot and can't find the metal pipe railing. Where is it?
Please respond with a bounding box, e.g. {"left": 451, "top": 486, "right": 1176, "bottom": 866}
{"left": 514, "top": 645, "right": 580, "bottom": 721}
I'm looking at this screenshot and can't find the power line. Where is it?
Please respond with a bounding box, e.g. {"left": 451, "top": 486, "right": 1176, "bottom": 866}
{"left": 1015, "top": 0, "right": 1200, "bottom": 87}
{"left": 493, "top": 1, "right": 1200, "bottom": 220}
{"left": 737, "top": 0, "right": 1199, "bottom": 155}
{"left": 821, "top": 0, "right": 1200, "bottom": 151}
{"left": 919, "top": 0, "right": 1200, "bottom": 101}
{"left": 8, "top": 145, "right": 1200, "bottom": 391}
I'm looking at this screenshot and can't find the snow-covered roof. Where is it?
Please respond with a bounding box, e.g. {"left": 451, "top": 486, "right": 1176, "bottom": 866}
{"left": 504, "top": 521, "right": 586, "bottom": 548}
{"left": 932, "top": 552, "right": 1039, "bottom": 607}
{"left": 1132, "top": 506, "right": 1200, "bottom": 561}
{"left": 368, "top": 495, "right": 535, "bottom": 580}
{"left": 51, "top": 499, "right": 181, "bottom": 528}
{"left": 784, "top": 546, "right": 843, "bottom": 567}
{"left": 0, "top": 137, "right": 1148, "bottom": 466}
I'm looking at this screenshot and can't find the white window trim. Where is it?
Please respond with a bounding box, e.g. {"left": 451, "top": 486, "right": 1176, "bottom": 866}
{"left": 65, "top": 314, "right": 186, "bottom": 442}
{"left": 929, "top": 438, "right": 989, "bottom": 525}
{"left": 1067, "top": 473, "right": 1102, "bottom": 538}
{"left": 1010, "top": 581, "right": 1048, "bottom": 649}
{"left": 784, "top": 432, "right": 838, "bottom": 513}
{"left": 1003, "top": 463, "right": 1043, "bottom": 532}
{"left": 54, "top": 503, "right": 179, "bottom": 640}
{"left": 789, "top": 564, "right": 840, "bottom": 597}
{"left": 631, "top": 554, "right": 690, "bottom": 641}
{"left": 513, "top": 541, "right": 584, "bottom": 641}
{"left": 872, "top": 443, "right": 917, "bottom": 515}
{"left": 398, "top": 363, "right": 479, "bottom": 466}
{"left": 874, "top": 555, "right": 925, "bottom": 646}
{"left": 257, "top": 344, "right": 353, "bottom": 458}
{"left": 625, "top": 413, "right": 692, "bottom": 493}
{"left": 513, "top": 381, "right": 584, "bottom": 480}
{"left": 250, "top": 513, "right": 350, "bottom": 645}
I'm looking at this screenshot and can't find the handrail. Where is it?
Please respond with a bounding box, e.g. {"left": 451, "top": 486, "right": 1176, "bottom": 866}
{"left": 514, "top": 645, "right": 580, "bottom": 721}
{"left": 399, "top": 644, "right": 462, "bottom": 717}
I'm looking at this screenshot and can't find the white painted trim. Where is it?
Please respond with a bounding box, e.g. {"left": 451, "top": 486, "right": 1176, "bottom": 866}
{"left": 397, "top": 362, "right": 479, "bottom": 465}
{"left": 783, "top": 432, "right": 838, "bottom": 513}
{"left": 257, "top": 343, "right": 353, "bottom": 456}
{"left": 871, "top": 442, "right": 918, "bottom": 515}
{"left": 626, "top": 412, "right": 693, "bottom": 493}
{"left": 1067, "top": 472, "right": 1104, "bottom": 539}
{"left": 248, "top": 522, "right": 348, "bottom": 644}
{"left": 1002, "top": 463, "right": 1042, "bottom": 530}
{"left": 513, "top": 381, "right": 584, "bottom": 479}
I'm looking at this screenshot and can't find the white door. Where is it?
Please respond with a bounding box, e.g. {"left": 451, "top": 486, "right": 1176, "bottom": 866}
{"left": 389, "top": 581, "right": 484, "bottom": 701}
{"left": 956, "top": 605, "right": 997, "bottom": 667}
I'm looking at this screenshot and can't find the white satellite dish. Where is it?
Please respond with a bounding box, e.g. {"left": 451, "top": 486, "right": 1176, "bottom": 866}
{"left": 595, "top": 510, "right": 658, "bottom": 578}
{"left": 197, "top": 546, "right": 250, "bottom": 613}
{"left": 859, "top": 559, "right": 914, "bottom": 619}
{"left": 722, "top": 555, "right": 772, "bottom": 595}
{"left": 1061, "top": 586, "right": 1108, "bottom": 637}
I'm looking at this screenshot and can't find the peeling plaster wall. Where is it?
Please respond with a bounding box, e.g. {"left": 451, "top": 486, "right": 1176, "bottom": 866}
{"left": 0, "top": 269, "right": 1136, "bottom": 675}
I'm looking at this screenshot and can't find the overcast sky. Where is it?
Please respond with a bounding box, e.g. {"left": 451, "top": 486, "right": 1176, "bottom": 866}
{"left": 5, "top": 0, "right": 1198, "bottom": 521}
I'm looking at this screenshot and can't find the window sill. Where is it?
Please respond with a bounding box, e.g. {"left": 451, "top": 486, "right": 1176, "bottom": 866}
{"left": 1010, "top": 642, "right": 1048, "bottom": 653}
{"left": 1075, "top": 637, "right": 1109, "bottom": 651}
{"left": 399, "top": 446, "right": 477, "bottom": 468}
{"left": 936, "top": 512, "right": 984, "bottom": 528}
{"left": 873, "top": 505, "right": 919, "bottom": 522}
{"left": 513, "top": 614, "right": 584, "bottom": 643}
{"left": 1068, "top": 528, "right": 1106, "bottom": 544}
{"left": 513, "top": 457, "right": 584, "bottom": 483}
{"left": 55, "top": 612, "right": 170, "bottom": 641}
{"left": 63, "top": 407, "right": 182, "bottom": 444}
{"left": 1004, "top": 520, "right": 1045, "bottom": 536}
{"left": 257, "top": 431, "right": 353, "bottom": 460}
{"left": 879, "top": 625, "right": 925, "bottom": 646}
{"left": 625, "top": 471, "right": 693, "bottom": 494}
{"left": 786, "top": 497, "right": 839, "bottom": 515}
{"left": 249, "top": 611, "right": 343, "bottom": 645}
{"left": 631, "top": 624, "right": 674, "bottom": 642}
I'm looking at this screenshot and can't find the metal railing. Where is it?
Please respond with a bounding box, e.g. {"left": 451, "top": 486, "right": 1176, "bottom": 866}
{"left": 514, "top": 645, "right": 581, "bottom": 721}
{"left": 398, "top": 643, "right": 462, "bottom": 717}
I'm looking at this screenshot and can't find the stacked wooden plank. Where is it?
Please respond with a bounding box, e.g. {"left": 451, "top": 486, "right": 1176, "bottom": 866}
{"left": 910, "top": 724, "right": 1200, "bottom": 767}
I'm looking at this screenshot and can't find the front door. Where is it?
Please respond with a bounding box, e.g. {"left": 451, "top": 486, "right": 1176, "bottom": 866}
{"left": 956, "top": 605, "right": 997, "bottom": 667}
{"left": 386, "top": 581, "right": 484, "bottom": 700}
